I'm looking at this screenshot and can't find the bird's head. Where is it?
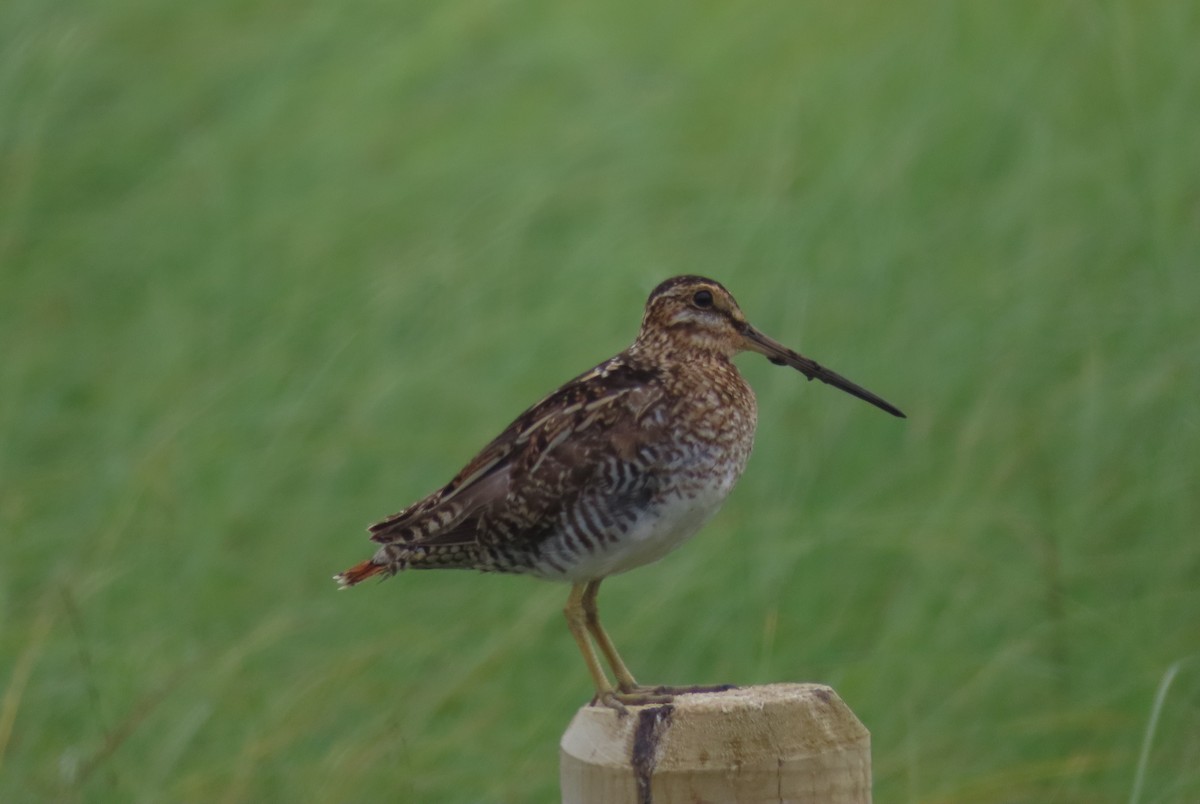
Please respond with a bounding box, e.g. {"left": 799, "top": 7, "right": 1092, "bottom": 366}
{"left": 637, "top": 275, "right": 751, "bottom": 359}
{"left": 635, "top": 275, "right": 905, "bottom": 418}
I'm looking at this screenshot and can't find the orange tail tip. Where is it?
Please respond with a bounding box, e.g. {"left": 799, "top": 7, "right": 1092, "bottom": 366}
{"left": 334, "top": 560, "right": 387, "bottom": 588}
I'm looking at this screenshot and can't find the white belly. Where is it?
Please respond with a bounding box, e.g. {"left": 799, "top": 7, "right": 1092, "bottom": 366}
{"left": 550, "top": 467, "right": 740, "bottom": 583}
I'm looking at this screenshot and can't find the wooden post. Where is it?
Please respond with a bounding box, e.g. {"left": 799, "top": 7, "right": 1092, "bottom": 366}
{"left": 560, "top": 683, "right": 870, "bottom": 804}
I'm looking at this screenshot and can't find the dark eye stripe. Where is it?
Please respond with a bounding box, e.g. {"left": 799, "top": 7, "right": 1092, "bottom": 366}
{"left": 693, "top": 290, "right": 714, "bottom": 308}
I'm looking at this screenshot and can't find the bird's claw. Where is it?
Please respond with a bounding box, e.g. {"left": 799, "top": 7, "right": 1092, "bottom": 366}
{"left": 593, "top": 689, "right": 674, "bottom": 714}
{"left": 592, "top": 683, "right": 736, "bottom": 713}
{"left": 621, "top": 683, "right": 736, "bottom": 697}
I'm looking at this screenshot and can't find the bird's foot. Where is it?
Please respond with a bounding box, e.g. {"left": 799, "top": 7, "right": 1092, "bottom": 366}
{"left": 621, "top": 682, "right": 737, "bottom": 697}
{"left": 592, "top": 684, "right": 736, "bottom": 713}
{"left": 593, "top": 689, "right": 675, "bottom": 714}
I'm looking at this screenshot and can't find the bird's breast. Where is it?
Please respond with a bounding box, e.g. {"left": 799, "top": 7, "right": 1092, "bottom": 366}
{"left": 542, "top": 361, "right": 758, "bottom": 583}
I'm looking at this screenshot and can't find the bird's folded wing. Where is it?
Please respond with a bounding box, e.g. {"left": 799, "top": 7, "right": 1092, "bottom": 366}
{"left": 368, "top": 357, "right": 664, "bottom": 548}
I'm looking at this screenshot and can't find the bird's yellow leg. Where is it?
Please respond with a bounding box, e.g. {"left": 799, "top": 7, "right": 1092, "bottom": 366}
{"left": 580, "top": 579, "right": 641, "bottom": 692}
{"left": 565, "top": 583, "right": 619, "bottom": 703}
{"left": 567, "top": 582, "right": 670, "bottom": 710}
{"left": 581, "top": 579, "right": 734, "bottom": 701}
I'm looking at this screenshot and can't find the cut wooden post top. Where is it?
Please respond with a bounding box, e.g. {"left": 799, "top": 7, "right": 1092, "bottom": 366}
{"left": 560, "top": 683, "right": 871, "bottom": 804}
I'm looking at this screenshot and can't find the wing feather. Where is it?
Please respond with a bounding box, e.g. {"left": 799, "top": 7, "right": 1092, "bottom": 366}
{"left": 367, "top": 357, "right": 662, "bottom": 551}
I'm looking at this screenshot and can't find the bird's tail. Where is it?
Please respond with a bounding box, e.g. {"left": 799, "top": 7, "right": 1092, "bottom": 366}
{"left": 333, "top": 560, "right": 388, "bottom": 588}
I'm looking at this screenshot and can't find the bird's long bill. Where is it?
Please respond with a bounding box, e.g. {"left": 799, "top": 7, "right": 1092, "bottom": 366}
{"left": 741, "top": 326, "right": 906, "bottom": 418}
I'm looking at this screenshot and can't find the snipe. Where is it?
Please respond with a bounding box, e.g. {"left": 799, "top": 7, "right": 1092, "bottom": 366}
{"left": 336, "top": 276, "right": 904, "bottom": 710}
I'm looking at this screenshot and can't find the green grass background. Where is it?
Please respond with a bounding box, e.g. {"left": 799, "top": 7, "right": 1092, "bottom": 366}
{"left": 3, "top": 1, "right": 1198, "bottom": 801}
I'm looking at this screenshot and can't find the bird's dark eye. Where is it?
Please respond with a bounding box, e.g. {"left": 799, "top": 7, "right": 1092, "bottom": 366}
{"left": 693, "top": 290, "right": 714, "bottom": 309}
